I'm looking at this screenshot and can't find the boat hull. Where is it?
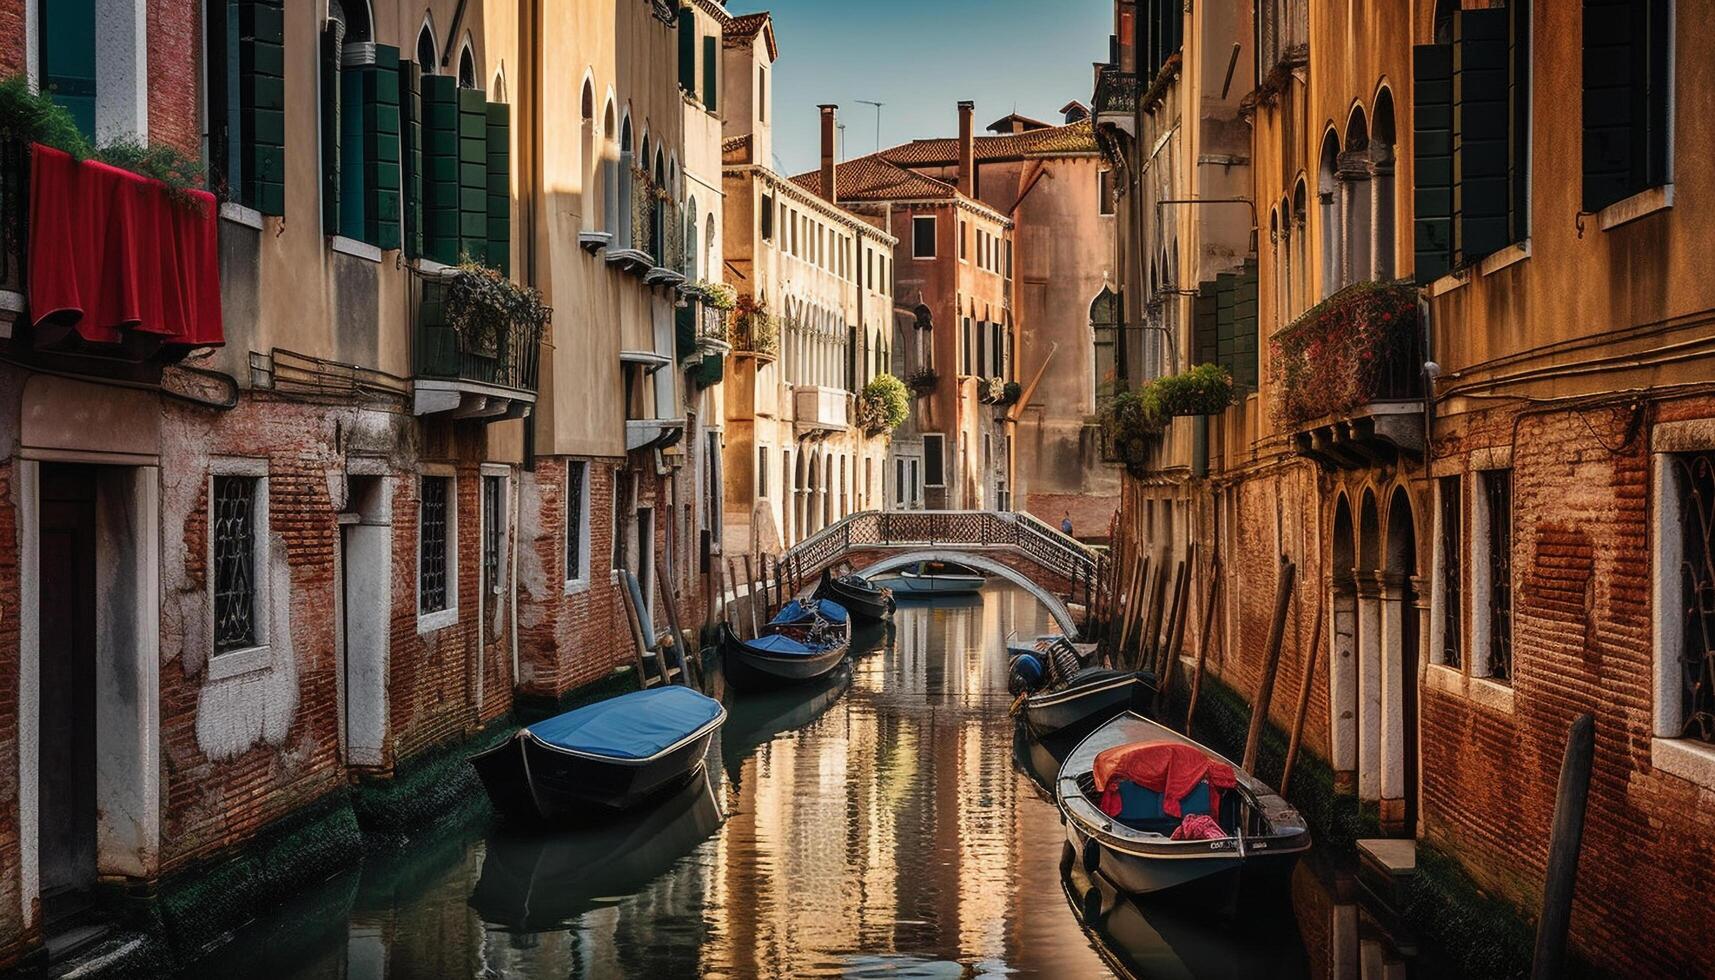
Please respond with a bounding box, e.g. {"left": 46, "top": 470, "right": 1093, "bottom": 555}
{"left": 470, "top": 717, "right": 721, "bottom": 823}
{"left": 814, "top": 575, "right": 894, "bottom": 623}
{"left": 867, "top": 572, "right": 985, "bottom": 596}
{"left": 720, "top": 624, "right": 850, "bottom": 690}
{"left": 1024, "top": 671, "right": 1150, "bottom": 738}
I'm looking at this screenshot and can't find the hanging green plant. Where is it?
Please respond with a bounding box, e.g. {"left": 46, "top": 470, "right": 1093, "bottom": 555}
{"left": 1000, "top": 381, "right": 1023, "bottom": 406}
{"left": 684, "top": 279, "right": 737, "bottom": 311}
{"left": 731, "top": 294, "right": 779, "bottom": 357}
{"left": 1151, "top": 363, "right": 1235, "bottom": 417}
{"left": 1098, "top": 385, "right": 1166, "bottom": 475}
{"left": 905, "top": 367, "right": 939, "bottom": 396}
{"left": 443, "top": 260, "right": 551, "bottom": 357}
{"left": 857, "top": 373, "right": 911, "bottom": 435}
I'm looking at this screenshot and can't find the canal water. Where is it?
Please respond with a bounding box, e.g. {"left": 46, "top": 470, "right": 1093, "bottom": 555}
{"left": 190, "top": 585, "right": 1441, "bottom": 979}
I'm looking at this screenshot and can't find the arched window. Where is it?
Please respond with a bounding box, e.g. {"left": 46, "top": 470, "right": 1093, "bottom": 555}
{"left": 1372, "top": 89, "right": 1397, "bottom": 280}
{"left": 1317, "top": 131, "right": 1342, "bottom": 299}
{"left": 684, "top": 198, "right": 699, "bottom": 278}
{"left": 1291, "top": 179, "right": 1308, "bottom": 315}
{"left": 332, "top": 0, "right": 373, "bottom": 43}
{"left": 1343, "top": 106, "right": 1372, "bottom": 285}
{"left": 1269, "top": 206, "right": 1284, "bottom": 325}
{"left": 457, "top": 42, "right": 476, "bottom": 89}
{"left": 704, "top": 214, "right": 716, "bottom": 282}
{"left": 1089, "top": 286, "right": 1120, "bottom": 406}
{"left": 617, "top": 116, "right": 634, "bottom": 248}
{"left": 415, "top": 20, "right": 436, "bottom": 72}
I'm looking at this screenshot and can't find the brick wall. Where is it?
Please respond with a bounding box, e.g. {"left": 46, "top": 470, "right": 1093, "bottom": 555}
{"left": 0, "top": 456, "right": 27, "bottom": 959}
{"left": 147, "top": 0, "right": 200, "bottom": 156}
{"left": 0, "top": 2, "right": 23, "bottom": 78}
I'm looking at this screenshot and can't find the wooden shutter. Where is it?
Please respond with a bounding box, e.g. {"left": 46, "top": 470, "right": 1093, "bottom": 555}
{"left": 239, "top": 0, "right": 286, "bottom": 215}
{"left": 458, "top": 87, "right": 491, "bottom": 265}
{"left": 401, "top": 61, "right": 423, "bottom": 258}
{"left": 422, "top": 75, "right": 459, "bottom": 263}
{"left": 1194, "top": 283, "right": 1218, "bottom": 366}
{"left": 703, "top": 36, "right": 719, "bottom": 113}
{"left": 1453, "top": 9, "right": 1509, "bottom": 262}
{"left": 678, "top": 8, "right": 697, "bottom": 93}
{"left": 320, "top": 22, "right": 343, "bottom": 235}
{"left": 486, "top": 101, "right": 511, "bottom": 275}
{"left": 1233, "top": 260, "right": 1259, "bottom": 389}
{"left": 1215, "top": 271, "right": 1237, "bottom": 381}
{"left": 1582, "top": 0, "right": 1642, "bottom": 212}
{"left": 1412, "top": 42, "right": 1453, "bottom": 281}
{"left": 363, "top": 45, "right": 402, "bottom": 251}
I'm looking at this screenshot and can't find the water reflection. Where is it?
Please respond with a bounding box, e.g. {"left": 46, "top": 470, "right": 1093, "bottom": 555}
{"left": 188, "top": 586, "right": 1452, "bottom": 979}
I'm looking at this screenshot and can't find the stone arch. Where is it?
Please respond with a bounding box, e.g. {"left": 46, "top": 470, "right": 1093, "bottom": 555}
{"left": 1382, "top": 482, "right": 1420, "bottom": 831}
{"left": 1354, "top": 485, "right": 1384, "bottom": 801}
{"left": 1318, "top": 128, "right": 1342, "bottom": 297}
{"left": 855, "top": 551, "right": 1079, "bottom": 635}
{"left": 1358, "top": 486, "right": 1382, "bottom": 572}
{"left": 457, "top": 36, "right": 477, "bottom": 88}
{"left": 1371, "top": 86, "right": 1398, "bottom": 278}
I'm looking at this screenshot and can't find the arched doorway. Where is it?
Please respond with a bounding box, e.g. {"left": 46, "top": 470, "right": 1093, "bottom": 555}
{"left": 1383, "top": 486, "right": 1420, "bottom": 834}
{"left": 1329, "top": 494, "right": 1358, "bottom": 794}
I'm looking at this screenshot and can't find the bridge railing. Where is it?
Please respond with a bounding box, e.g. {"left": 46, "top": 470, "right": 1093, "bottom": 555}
{"left": 780, "top": 510, "right": 1101, "bottom": 611}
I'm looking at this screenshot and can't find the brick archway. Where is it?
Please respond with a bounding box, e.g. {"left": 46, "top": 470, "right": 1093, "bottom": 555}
{"left": 849, "top": 550, "right": 1079, "bottom": 635}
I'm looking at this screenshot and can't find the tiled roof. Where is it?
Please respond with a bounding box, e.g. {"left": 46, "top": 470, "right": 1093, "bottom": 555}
{"left": 723, "top": 134, "right": 751, "bottom": 153}
{"left": 723, "top": 11, "right": 777, "bottom": 58}
{"left": 986, "top": 112, "right": 1053, "bottom": 133}
{"left": 877, "top": 120, "right": 1099, "bottom": 167}
{"left": 790, "top": 155, "right": 959, "bottom": 202}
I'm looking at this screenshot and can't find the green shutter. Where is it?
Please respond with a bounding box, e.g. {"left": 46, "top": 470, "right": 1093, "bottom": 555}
{"left": 1412, "top": 42, "right": 1454, "bottom": 282}
{"left": 1453, "top": 9, "right": 1510, "bottom": 263}
{"left": 1193, "top": 283, "right": 1218, "bottom": 366}
{"left": 339, "top": 67, "right": 366, "bottom": 238}
{"left": 486, "top": 101, "right": 511, "bottom": 275}
{"left": 1234, "top": 260, "right": 1259, "bottom": 390}
{"left": 676, "top": 302, "right": 698, "bottom": 363}
{"left": 1215, "top": 271, "right": 1237, "bottom": 380}
{"left": 1582, "top": 0, "right": 1641, "bottom": 213}
{"left": 39, "top": 0, "right": 97, "bottom": 139}
{"left": 458, "top": 87, "right": 491, "bottom": 265}
{"left": 703, "top": 36, "right": 719, "bottom": 113}
{"left": 238, "top": 0, "right": 286, "bottom": 215}
{"left": 363, "top": 45, "right": 402, "bottom": 251}
{"left": 320, "top": 22, "right": 342, "bottom": 235}
{"left": 678, "top": 8, "right": 697, "bottom": 93}
{"left": 422, "top": 75, "right": 461, "bottom": 263}
{"left": 401, "top": 61, "right": 424, "bottom": 258}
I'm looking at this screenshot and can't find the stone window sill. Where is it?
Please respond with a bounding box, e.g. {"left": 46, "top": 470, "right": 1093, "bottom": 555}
{"left": 417, "top": 606, "right": 459, "bottom": 635}
{"left": 1598, "top": 185, "right": 1673, "bottom": 231}
{"left": 220, "top": 202, "right": 265, "bottom": 230}
{"left": 1651, "top": 736, "right": 1715, "bottom": 791}
{"left": 1477, "top": 240, "right": 1530, "bottom": 276}
{"left": 207, "top": 643, "right": 274, "bottom": 681}
{"left": 331, "top": 236, "right": 384, "bottom": 263}
{"left": 564, "top": 575, "right": 591, "bottom": 596}
{"left": 1423, "top": 662, "right": 1516, "bottom": 714}
{"left": 1428, "top": 270, "right": 1468, "bottom": 298}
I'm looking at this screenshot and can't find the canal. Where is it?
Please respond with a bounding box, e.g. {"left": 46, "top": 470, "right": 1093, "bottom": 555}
{"left": 188, "top": 585, "right": 1445, "bottom": 978}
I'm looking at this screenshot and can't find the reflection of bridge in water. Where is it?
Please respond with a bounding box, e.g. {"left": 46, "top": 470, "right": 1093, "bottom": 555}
{"left": 777, "top": 511, "right": 1101, "bottom": 636}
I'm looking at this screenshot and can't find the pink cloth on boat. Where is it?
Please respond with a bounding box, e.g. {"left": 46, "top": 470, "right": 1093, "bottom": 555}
{"left": 1170, "top": 813, "right": 1227, "bottom": 841}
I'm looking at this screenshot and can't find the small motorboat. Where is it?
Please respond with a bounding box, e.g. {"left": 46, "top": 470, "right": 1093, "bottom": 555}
{"left": 1057, "top": 711, "right": 1310, "bottom": 909}
{"left": 1005, "top": 632, "right": 1098, "bottom": 663}
{"left": 866, "top": 560, "right": 986, "bottom": 597}
{"left": 815, "top": 568, "right": 895, "bottom": 623}
{"left": 1010, "top": 636, "right": 1150, "bottom": 738}
{"left": 719, "top": 597, "right": 852, "bottom": 689}
{"left": 469, "top": 685, "right": 726, "bottom": 823}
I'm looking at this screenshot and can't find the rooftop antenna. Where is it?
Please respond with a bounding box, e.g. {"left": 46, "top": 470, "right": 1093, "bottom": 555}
{"left": 838, "top": 122, "right": 847, "bottom": 161}
{"left": 857, "top": 100, "right": 884, "bottom": 154}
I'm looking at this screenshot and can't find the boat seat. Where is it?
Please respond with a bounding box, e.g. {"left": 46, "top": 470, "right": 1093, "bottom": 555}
{"left": 1111, "top": 779, "right": 1237, "bottom": 835}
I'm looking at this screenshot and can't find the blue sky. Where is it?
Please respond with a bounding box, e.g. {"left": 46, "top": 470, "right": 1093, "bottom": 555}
{"left": 728, "top": 0, "right": 1113, "bottom": 176}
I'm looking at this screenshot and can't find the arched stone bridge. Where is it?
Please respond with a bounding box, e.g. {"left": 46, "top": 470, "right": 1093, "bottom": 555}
{"left": 779, "top": 511, "right": 1101, "bottom": 636}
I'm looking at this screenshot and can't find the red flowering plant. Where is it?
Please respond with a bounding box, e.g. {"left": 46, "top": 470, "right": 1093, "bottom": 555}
{"left": 1270, "top": 279, "right": 1420, "bottom": 428}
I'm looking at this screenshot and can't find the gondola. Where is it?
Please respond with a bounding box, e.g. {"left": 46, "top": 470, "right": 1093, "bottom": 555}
{"left": 866, "top": 559, "right": 987, "bottom": 597}
{"left": 814, "top": 568, "right": 895, "bottom": 623}
{"left": 1057, "top": 711, "right": 1310, "bottom": 910}
{"left": 1009, "top": 636, "right": 1152, "bottom": 738}
{"left": 469, "top": 685, "right": 726, "bottom": 823}
{"left": 719, "top": 597, "right": 852, "bottom": 689}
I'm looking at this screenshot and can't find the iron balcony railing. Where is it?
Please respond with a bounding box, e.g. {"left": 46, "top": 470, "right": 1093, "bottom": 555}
{"left": 1269, "top": 279, "right": 1423, "bottom": 430}
{"left": 415, "top": 276, "right": 543, "bottom": 394}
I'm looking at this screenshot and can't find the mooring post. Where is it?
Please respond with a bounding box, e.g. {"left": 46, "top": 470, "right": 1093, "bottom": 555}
{"left": 725, "top": 558, "right": 745, "bottom": 638}
{"left": 1185, "top": 556, "right": 1221, "bottom": 734}
{"left": 1154, "top": 559, "right": 1187, "bottom": 688}
{"left": 1280, "top": 594, "right": 1326, "bottom": 795}
{"left": 742, "top": 553, "right": 761, "bottom": 637}
{"left": 1139, "top": 559, "right": 1171, "bottom": 673}
{"left": 1243, "top": 559, "right": 1296, "bottom": 775}
{"left": 1156, "top": 544, "right": 1196, "bottom": 716}
{"left": 1531, "top": 712, "right": 1596, "bottom": 980}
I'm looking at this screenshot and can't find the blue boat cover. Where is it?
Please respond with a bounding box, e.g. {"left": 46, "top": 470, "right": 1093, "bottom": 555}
{"left": 526, "top": 686, "right": 722, "bottom": 760}
{"left": 771, "top": 598, "right": 849, "bottom": 626}
{"left": 743, "top": 633, "right": 826, "bottom": 657}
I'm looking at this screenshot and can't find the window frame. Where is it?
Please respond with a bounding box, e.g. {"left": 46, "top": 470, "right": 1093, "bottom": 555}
{"left": 1650, "top": 428, "right": 1715, "bottom": 789}
{"left": 1470, "top": 466, "right": 1513, "bottom": 686}
{"left": 564, "top": 459, "right": 592, "bottom": 594}
{"left": 207, "top": 457, "right": 272, "bottom": 674}
{"left": 912, "top": 214, "right": 937, "bottom": 259}
{"left": 480, "top": 464, "right": 510, "bottom": 599}
{"left": 417, "top": 467, "right": 459, "bottom": 633}
{"left": 924, "top": 433, "right": 947, "bottom": 488}
{"left": 1431, "top": 474, "right": 1463, "bottom": 670}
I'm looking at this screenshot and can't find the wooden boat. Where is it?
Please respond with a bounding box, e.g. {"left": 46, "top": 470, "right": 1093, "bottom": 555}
{"left": 1056, "top": 711, "right": 1310, "bottom": 909}
{"left": 719, "top": 597, "right": 852, "bottom": 689}
{"left": 470, "top": 686, "right": 726, "bottom": 822}
{"left": 815, "top": 568, "right": 895, "bottom": 623}
{"left": 1009, "top": 636, "right": 1151, "bottom": 738}
{"left": 866, "top": 560, "right": 986, "bottom": 597}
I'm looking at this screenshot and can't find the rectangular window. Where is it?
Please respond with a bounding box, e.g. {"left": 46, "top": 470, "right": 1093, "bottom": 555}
{"left": 895, "top": 458, "right": 906, "bottom": 506}
{"left": 959, "top": 220, "right": 969, "bottom": 261}
{"left": 677, "top": 7, "right": 697, "bottom": 93}
{"left": 705, "top": 431, "right": 723, "bottom": 541}
{"left": 757, "top": 447, "right": 770, "bottom": 498}
{"left": 1477, "top": 469, "right": 1513, "bottom": 683}
{"left": 205, "top": 0, "right": 287, "bottom": 215}
{"left": 212, "top": 475, "right": 260, "bottom": 653}
{"left": 912, "top": 215, "right": 937, "bottom": 258}
{"left": 702, "top": 35, "right": 719, "bottom": 112}
{"left": 1664, "top": 450, "right": 1715, "bottom": 746}
{"left": 758, "top": 66, "right": 767, "bottom": 122}
{"left": 566, "top": 461, "right": 589, "bottom": 587}
{"left": 1098, "top": 169, "right": 1116, "bottom": 216}
{"left": 1582, "top": 0, "right": 1671, "bottom": 213}
{"left": 482, "top": 473, "right": 504, "bottom": 597}
{"left": 962, "top": 318, "right": 973, "bottom": 375}
{"left": 924, "top": 434, "right": 946, "bottom": 487}
{"left": 1437, "top": 475, "right": 1463, "bottom": 669}
{"left": 760, "top": 193, "right": 774, "bottom": 240}
{"left": 419, "top": 475, "right": 451, "bottom": 615}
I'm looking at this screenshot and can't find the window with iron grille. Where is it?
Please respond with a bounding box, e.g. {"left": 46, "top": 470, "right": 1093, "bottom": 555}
{"left": 483, "top": 474, "right": 503, "bottom": 596}
{"left": 1673, "top": 452, "right": 1715, "bottom": 744}
{"left": 1439, "top": 475, "right": 1462, "bottom": 669}
{"left": 213, "top": 476, "right": 259, "bottom": 652}
{"left": 1482, "top": 469, "right": 1513, "bottom": 682}
{"left": 566, "top": 461, "right": 588, "bottom": 584}
{"left": 419, "top": 476, "right": 450, "bottom": 614}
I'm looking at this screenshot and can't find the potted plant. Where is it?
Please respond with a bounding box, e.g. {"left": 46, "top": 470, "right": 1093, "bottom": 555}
{"left": 905, "top": 367, "right": 939, "bottom": 396}
{"left": 1098, "top": 385, "right": 1166, "bottom": 475}
{"left": 1151, "top": 363, "right": 1235, "bottom": 417}
{"left": 856, "top": 373, "right": 911, "bottom": 436}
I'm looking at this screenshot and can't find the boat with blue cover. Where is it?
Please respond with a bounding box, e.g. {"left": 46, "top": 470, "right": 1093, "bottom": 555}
{"left": 469, "top": 685, "right": 726, "bottom": 822}
{"left": 814, "top": 568, "right": 895, "bottom": 623}
{"left": 866, "top": 560, "right": 987, "bottom": 597}
{"left": 719, "top": 597, "right": 852, "bottom": 689}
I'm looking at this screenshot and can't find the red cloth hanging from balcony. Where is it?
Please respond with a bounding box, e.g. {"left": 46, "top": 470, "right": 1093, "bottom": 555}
{"left": 26, "top": 143, "right": 224, "bottom": 354}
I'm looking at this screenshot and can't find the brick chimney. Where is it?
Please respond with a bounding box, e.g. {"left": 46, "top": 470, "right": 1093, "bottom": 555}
{"left": 818, "top": 104, "right": 839, "bottom": 203}
{"left": 957, "top": 100, "right": 976, "bottom": 197}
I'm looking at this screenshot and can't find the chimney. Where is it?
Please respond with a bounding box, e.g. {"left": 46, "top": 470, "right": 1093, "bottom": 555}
{"left": 957, "top": 100, "right": 976, "bottom": 197}
{"left": 818, "top": 104, "right": 839, "bottom": 203}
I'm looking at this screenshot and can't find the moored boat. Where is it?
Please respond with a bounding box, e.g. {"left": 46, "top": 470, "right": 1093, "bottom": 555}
{"left": 866, "top": 560, "right": 987, "bottom": 597}
{"left": 1009, "top": 637, "right": 1149, "bottom": 738}
{"left": 1056, "top": 711, "right": 1310, "bottom": 910}
{"left": 720, "top": 597, "right": 852, "bottom": 689}
{"left": 469, "top": 685, "right": 726, "bottom": 823}
{"left": 815, "top": 568, "right": 895, "bottom": 623}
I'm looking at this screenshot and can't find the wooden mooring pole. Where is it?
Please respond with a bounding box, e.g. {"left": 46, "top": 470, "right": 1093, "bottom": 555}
{"left": 742, "top": 554, "right": 761, "bottom": 638}
{"left": 1243, "top": 559, "right": 1296, "bottom": 774}
{"left": 1279, "top": 595, "right": 1326, "bottom": 796}
{"left": 1185, "top": 556, "right": 1220, "bottom": 734}
{"left": 1530, "top": 712, "right": 1596, "bottom": 980}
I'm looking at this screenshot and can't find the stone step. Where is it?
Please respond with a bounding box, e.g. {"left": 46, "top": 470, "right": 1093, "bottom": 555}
{"left": 1357, "top": 837, "right": 1418, "bottom": 909}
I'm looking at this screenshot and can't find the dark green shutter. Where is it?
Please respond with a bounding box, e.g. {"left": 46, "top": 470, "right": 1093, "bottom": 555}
{"left": 1193, "top": 283, "right": 1218, "bottom": 366}
{"left": 1453, "top": 9, "right": 1509, "bottom": 263}
{"left": 458, "top": 87, "right": 491, "bottom": 264}
{"left": 1412, "top": 42, "right": 1453, "bottom": 282}
{"left": 1582, "top": 0, "right": 1641, "bottom": 213}
{"left": 486, "top": 102, "right": 511, "bottom": 275}
{"left": 676, "top": 302, "right": 698, "bottom": 363}
{"left": 678, "top": 8, "right": 697, "bottom": 93}
{"left": 239, "top": 0, "right": 286, "bottom": 215}
{"left": 39, "top": 0, "right": 97, "bottom": 138}
{"left": 1215, "top": 271, "right": 1237, "bottom": 381}
{"left": 422, "top": 75, "right": 460, "bottom": 263}
{"left": 1508, "top": 0, "right": 1531, "bottom": 244}
{"left": 320, "top": 22, "right": 343, "bottom": 235}
{"left": 401, "top": 61, "right": 424, "bottom": 258}
{"left": 1233, "top": 260, "right": 1259, "bottom": 390}
{"left": 703, "top": 36, "right": 719, "bottom": 113}
{"left": 363, "top": 45, "right": 402, "bottom": 250}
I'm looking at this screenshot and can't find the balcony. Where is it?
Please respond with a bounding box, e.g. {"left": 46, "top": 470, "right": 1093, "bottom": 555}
{"left": 1092, "top": 67, "right": 1137, "bottom": 135}
{"left": 1270, "top": 279, "right": 1424, "bottom": 468}
{"left": 793, "top": 385, "right": 849, "bottom": 433}
{"left": 412, "top": 266, "right": 544, "bottom": 420}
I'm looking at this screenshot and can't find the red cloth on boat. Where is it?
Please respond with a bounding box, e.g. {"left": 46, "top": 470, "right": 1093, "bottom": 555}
{"left": 27, "top": 143, "right": 224, "bottom": 351}
{"left": 1170, "top": 813, "right": 1227, "bottom": 841}
{"left": 1092, "top": 740, "right": 1236, "bottom": 819}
